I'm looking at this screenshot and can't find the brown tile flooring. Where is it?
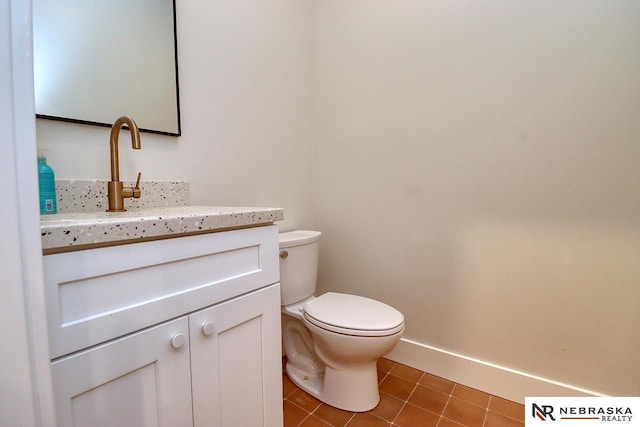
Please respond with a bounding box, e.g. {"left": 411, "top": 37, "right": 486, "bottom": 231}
{"left": 283, "top": 358, "right": 525, "bottom": 427}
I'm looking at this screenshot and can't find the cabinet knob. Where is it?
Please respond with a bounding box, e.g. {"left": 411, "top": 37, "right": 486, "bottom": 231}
{"left": 202, "top": 321, "right": 215, "bottom": 336}
{"left": 171, "top": 333, "right": 186, "bottom": 349}
{"left": 280, "top": 250, "right": 288, "bottom": 259}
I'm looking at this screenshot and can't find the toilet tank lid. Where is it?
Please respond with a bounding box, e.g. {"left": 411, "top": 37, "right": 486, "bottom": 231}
{"left": 304, "top": 292, "right": 404, "bottom": 332}
{"left": 279, "top": 230, "right": 321, "bottom": 248}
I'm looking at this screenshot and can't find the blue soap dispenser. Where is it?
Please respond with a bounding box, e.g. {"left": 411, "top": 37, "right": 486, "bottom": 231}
{"left": 37, "top": 150, "right": 57, "bottom": 214}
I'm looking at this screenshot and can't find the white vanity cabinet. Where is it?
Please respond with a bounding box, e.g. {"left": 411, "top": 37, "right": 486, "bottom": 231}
{"left": 43, "top": 225, "right": 283, "bottom": 427}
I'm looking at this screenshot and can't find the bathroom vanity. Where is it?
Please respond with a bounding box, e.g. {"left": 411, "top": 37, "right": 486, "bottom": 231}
{"left": 41, "top": 206, "right": 284, "bottom": 426}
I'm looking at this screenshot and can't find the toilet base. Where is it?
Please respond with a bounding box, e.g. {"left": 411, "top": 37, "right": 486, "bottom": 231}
{"left": 286, "top": 360, "right": 380, "bottom": 412}
{"left": 285, "top": 363, "right": 324, "bottom": 400}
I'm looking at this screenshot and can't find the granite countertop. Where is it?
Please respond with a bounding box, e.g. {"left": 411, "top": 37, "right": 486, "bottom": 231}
{"left": 41, "top": 206, "right": 284, "bottom": 253}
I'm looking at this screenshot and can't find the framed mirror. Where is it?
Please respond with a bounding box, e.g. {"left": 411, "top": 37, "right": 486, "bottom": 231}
{"left": 33, "top": 0, "right": 181, "bottom": 136}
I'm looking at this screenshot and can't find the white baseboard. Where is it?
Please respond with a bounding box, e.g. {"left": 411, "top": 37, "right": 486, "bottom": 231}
{"left": 385, "top": 338, "right": 605, "bottom": 403}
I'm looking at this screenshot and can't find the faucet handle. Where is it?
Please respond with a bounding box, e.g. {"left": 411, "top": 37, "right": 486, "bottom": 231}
{"left": 133, "top": 172, "right": 142, "bottom": 198}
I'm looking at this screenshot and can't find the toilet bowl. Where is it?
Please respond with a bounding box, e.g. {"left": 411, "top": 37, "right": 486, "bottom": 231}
{"left": 279, "top": 230, "right": 404, "bottom": 412}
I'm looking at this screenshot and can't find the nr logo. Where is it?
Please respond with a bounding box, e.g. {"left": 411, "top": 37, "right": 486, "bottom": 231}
{"left": 532, "top": 403, "right": 556, "bottom": 421}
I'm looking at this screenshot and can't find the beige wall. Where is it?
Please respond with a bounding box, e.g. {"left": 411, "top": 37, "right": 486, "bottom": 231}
{"left": 36, "top": 0, "right": 640, "bottom": 398}
{"left": 313, "top": 1, "right": 640, "bottom": 396}
{"left": 37, "top": 0, "right": 316, "bottom": 230}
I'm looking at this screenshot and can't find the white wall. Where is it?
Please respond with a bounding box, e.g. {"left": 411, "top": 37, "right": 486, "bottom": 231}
{"left": 313, "top": 0, "right": 640, "bottom": 398}
{"left": 36, "top": 0, "right": 315, "bottom": 230}
{"left": 1, "top": 2, "right": 39, "bottom": 423}
{"left": 2, "top": 0, "right": 55, "bottom": 424}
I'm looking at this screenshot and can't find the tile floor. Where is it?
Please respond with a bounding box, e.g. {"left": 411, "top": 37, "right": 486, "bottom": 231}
{"left": 283, "top": 358, "right": 525, "bottom": 427}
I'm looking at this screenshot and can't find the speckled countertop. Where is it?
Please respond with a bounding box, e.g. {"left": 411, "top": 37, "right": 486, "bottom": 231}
{"left": 41, "top": 206, "right": 284, "bottom": 253}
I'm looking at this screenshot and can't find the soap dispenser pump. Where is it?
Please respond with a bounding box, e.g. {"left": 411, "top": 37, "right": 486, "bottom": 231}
{"left": 37, "top": 150, "right": 57, "bottom": 214}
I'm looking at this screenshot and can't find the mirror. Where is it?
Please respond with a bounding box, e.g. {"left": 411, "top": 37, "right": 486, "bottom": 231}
{"left": 33, "top": 0, "right": 181, "bottom": 136}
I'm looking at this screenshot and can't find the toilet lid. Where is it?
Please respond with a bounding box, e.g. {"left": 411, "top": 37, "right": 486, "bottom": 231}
{"left": 303, "top": 292, "right": 404, "bottom": 337}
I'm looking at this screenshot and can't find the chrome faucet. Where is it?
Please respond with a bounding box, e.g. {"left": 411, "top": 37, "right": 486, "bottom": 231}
{"left": 107, "top": 116, "right": 142, "bottom": 212}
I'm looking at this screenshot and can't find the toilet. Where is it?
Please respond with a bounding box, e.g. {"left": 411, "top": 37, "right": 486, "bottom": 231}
{"left": 279, "top": 230, "right": 404, "bottom": 412}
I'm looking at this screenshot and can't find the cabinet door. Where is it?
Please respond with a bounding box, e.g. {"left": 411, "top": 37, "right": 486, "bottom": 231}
{"left": 51, "top": 317, "right": 193, "bottom": 427}
{"left": 190, "top": 284, "right": 283, "bottom": 427}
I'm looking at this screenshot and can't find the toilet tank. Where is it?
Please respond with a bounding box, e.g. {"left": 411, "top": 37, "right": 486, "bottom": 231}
{"left": 279, "top": 230, "right": 321, "bottom": 306}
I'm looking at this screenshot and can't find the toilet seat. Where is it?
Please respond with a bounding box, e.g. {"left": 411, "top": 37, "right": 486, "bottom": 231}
{"left": 303, "top": 292, "right": 404, "bottom": 337}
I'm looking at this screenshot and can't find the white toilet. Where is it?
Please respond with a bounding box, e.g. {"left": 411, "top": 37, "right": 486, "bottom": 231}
{"left": 279, "top": 230, "right": 404, "bottom": 412}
